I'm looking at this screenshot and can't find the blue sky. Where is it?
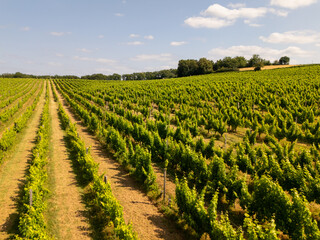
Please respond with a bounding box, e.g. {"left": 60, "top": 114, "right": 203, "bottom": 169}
{"left": 1, "top": 0, "right": 320, "bottom": 76}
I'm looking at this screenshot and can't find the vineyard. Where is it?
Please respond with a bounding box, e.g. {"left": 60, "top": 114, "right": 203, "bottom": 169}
{"left": 0, "top": 64, "right": 320, "bottom": 239}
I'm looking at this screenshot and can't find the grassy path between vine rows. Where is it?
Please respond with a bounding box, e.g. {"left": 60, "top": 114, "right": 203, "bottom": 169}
{"left": 44, "top": 83, "right": 91, "bottom": 239}
{"left": 0, "top": 82, "right": 46, "bottom": 239}
{"left": 53, "top": 85, "right": 185, "bottom": 239}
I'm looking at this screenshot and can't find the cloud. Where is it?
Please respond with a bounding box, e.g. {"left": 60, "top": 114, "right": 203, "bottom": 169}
{"left": 144, "top": 35, "right": 154, "bottom": 40}
{"left": 244, "top": 20, "right": 263, "bottom": 27}
{"left": 260, "top": 30, "right": 320, "bottom": 44}
{"left": 96, "top": 58, "right": 115, "bottom": 64}
{"left": 21, "top": 26, "right": 30, "bottom": 31}
{"left": 126, "top": 41, "right": 144, "bottom": 45}
{"left": 203, "top": 4, "right": 269, "bottom": 20}
{"left": 268, "top": 8, "right": 289, "bottom": 17}
{"left": 228, "top": 3, "right": 246, "bottom": 8}
{"left": 77, "top": 48, "right": 92, "bottom": 53}
{"left": 130, "top": 34, "right": 140, "bottom": 38}
{"left": 55, "top": 53, "right": 64, "bottom": 57}
{"left": 185, "top": 3, "right": 288, "bottom": 29}
{"left": 209, "top": 45, "right": 310, "bottom": 60}
{"left": 115, "top": 13, "right": 124, "bottom": 17}
{"left": 95, "top": 65, "right": 135, "bottom": 74}
{"left": 185, "top": 17, "right": 234, "bottom": 29}
{"left": 50, "top": 32, "right": 71, "bottom": 36}
{"left": 98, "top": 35, "right": 104, "bottom": 39}
{"left": 248, "top": 23, "right": 263, "bottom": 27}
{"left": 170, "top": 41, "right": 187, "bottom": 46}
{"left": 131, "top": 53, "right": 173, "bottom": 62}
{"left": 74, "top": 56, "right": 116, "bottom": 64}
{"left": 270, "top": 0, "right": 317, "bottom": 9}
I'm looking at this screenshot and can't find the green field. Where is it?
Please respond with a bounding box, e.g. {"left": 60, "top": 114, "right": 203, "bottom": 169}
{"left": 1, "top": 65, "right": 320, "bottom": 239}
{"left": 52, "top": 65, "right": 320, "bottom": 239}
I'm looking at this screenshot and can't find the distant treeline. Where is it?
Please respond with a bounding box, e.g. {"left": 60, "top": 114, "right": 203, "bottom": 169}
{"left": 177, "top": 55, "right": 289, "bottom": 77}
{"left": 0, "top": 69, "right": 178, "bottom": 80}
{"left": 0, "top": 55, "right": 289, "bottom": 80}
{"left": 82, "top": 69, "right": 178, "bottom": 81}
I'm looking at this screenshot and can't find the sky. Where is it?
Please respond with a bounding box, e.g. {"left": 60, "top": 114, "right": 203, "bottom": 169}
{"left": 1, "top": 0, "right": 320, "bottom": 76}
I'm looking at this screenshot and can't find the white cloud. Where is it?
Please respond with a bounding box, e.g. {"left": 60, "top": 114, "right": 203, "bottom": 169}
{"left": 248, "top": 23, "right": 263, "bottom": 27}
{"left": 96, "top": 58, "right": 115, "bottom": 64}
{"left": 144, "top": 35, "right": 154, "bottom": 40}
{"left": 50, "top": 32, "right": 71, "bottom": 36}
{"left": 209, "top": 45, "right": 310, "bottom": 60}
{"left": 74, "top": 56, "right": 91, "bottom": 61}
{"left": 185, "top": 4, "right": 287, "bottom": 29}
{"left": 203, "top": 4, "right": 268, "bottom": 20}
{"left": 270, "top": 0, "right": 317, "bottom": 9}
{"left": 228, "top": 3, "right": 246, "bottom": 8}
{"left": 77, "top": 48, "right": 92, "bottom": 53}
{"left": 115, "top": 13, "right": 124, "bottom": 17}
{"left": 74, "top": 56, "right": 116, "bottom": 64}
{"left": 185, "top": 17, "right": 234, "bottom": 29}
{"left": 21, "top": 26, "right": 30, "bottom": 31}
{"left": 130, "top": 34, "right": 140, "bottom": 38}
{"left": 170, "top": 41, "right": 187, "bottom": 46}
{"left": 95, "top": 65, "right": 134, "bottom": 74}
{"left": 98, "top": 35, "right": 104, "bottom": 39}
{"left": 126, "top": 41, "right": 144, "bottom": 45}
{"left": 244, "top": 20, "right": 263, "bottom": 27}
{"left": 131, "top": 53, "right": 173, "bottom": 62}
{"left": 55, "top": 53, "right": 64, "bottom": 57}
{"left": 260, "top": 30, "right": 320, "bottom": 44}
{"left": 268, "top": 8, "right": 289, "bottom": 17}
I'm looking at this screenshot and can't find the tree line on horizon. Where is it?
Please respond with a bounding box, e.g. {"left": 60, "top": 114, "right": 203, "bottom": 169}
{"left": 0, "top": 55, "right": 290, "bottom": 80}
{"left": 177, "top": 55, "right": 290, "bottom": 77}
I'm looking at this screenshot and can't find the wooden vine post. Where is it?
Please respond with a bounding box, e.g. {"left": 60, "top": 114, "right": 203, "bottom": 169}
{"left": 163, "top": 159, "right": 168, "bottom": 202}
{"left": 29, "top": 189, "right": 33, "bottom": 207}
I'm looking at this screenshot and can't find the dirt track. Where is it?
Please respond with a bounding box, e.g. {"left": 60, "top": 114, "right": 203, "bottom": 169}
{"left": 45, "top": 82, "right": 91, "bottom": 239}
{"left": 53, "top": 83, "right": 184, "bottom": 239}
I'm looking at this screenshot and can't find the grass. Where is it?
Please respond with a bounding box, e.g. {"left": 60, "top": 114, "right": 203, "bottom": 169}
{"left": 43, "top": 107, "right": 60, "bottom": 240}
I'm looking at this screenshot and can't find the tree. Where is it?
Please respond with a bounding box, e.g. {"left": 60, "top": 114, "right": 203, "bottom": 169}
{"left": 198, "top": 58, "right": 213, "bottom": 75}
{"left": 233, "top": 56, "right": 248, "bottom": 68}
{"left": 177, "top": 59, "right": 199, "bottom": 77}
{"left": 221, "top": 56, "right": 237, "bottom": 69}
{"left": 177, "top": 60, "right": 189, "bottom": 77}
{"left": 273, "top": 60, "right": 280, "bottom": 65}
{"left": 279, "top": 56, "right": 290, "bottom": 65}
{"left": 110, "top": 73, "right": 121, "bottom": 80}
{"left": 248, "top": 54, "right": 264, "bottom": 68}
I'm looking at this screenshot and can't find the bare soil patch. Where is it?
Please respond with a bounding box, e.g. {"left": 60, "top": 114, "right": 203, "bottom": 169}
{"left": 239, "top": 65, "right": 297, "bottom": 71}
